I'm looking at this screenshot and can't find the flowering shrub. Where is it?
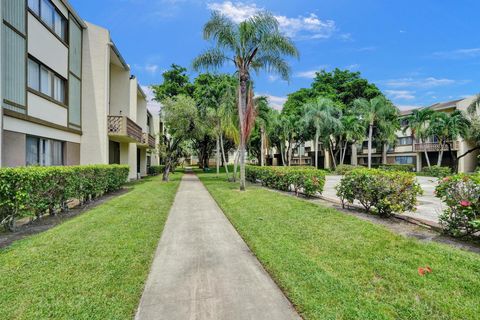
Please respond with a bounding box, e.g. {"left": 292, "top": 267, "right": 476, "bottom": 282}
{"left": 435, "top": 174, "right": 480, "bottom": 237}
{"left": 334, "top": 164, "right": 357, "bottom": 175}
{"left": 336, "top": 168, "right": 423, "bottom": 217}
{"left": 246, "top": 166, "right": 326, "bottom": 197}
{"left": 0, "top": 165, "right": 129, "bottom": 231}
{"left": 419, "top": 165, "right": 452, "bottom": 178}
{"left": 379, "top": 164, "right": 415, "bottom": 172}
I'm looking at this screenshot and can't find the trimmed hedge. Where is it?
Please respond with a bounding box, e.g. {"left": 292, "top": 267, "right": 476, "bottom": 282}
{"left": 379, "top": 164, "right": 415, "bottom": 172}
{"left": 336, "top": 168, "right": 423, "bottom": 217}
{"left": 148, "top": 165, "right": 165, "bottom": 176}
{"left": 418, "top": 165, "right": 452, "bottom": 178}
{"left": 435, "top": 173, "right": 480, "bottom": 237}
{"left": 334, "top": 164, "right": 357, "bottom": 175}
{"left": 0, "top": 165, "right": 129, "bottom": 231}
{"left": 246, "top": 166, "right": 326, "bottom": 197}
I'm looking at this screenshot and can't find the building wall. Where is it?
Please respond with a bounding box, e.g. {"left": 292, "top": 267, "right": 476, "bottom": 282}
{"left": 2, "top": 130, "right": 26, "bottom": 167}
{"left": 65, "top": 142, "right": 80, "bottom": 165}
{"left": 110, "top": 65, "right": 131, "bottom": 118}
{"left": 80, "top": 22, "right": 110, "bottom": 165}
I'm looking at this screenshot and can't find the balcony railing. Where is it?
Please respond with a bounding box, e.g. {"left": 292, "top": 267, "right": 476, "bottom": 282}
{"left": 108, "top": 115, "right": 143, "bottom": 143}
{"left": 139, "top": 132, "right": 156, "bottom": 149}
{"left": 414, "top": 141, "right": 459, "bottom": 152}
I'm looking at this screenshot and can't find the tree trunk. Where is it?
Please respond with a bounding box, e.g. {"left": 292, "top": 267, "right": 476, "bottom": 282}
{"left": 238, "top": 73, "right": 248, "bottom": 191}
{"left": 220, "top": 133, "right": 230, "bottom": 180}
{"left": 287, "top": 142, "right": 293, "bottom": 166}
{"left": 341, "top": 141, "right": 348, "bottom": 165}
{"left": 329, "top": 139, "right": 337, "bottom": 169}
{"left": 280, "top": 144, "right": 286, "bottom": 166}
{"left": 233, "top": 147, "right": 240, "bottom": 182}
{"left": 216, "top": 135, "right": 220, "bottom": 176}
{"left": 314, "top": 132, "right": 319, "bottom": 169}
{"left": 163, "top": 162, "right": 172, "bottom": 182}
{"left": 260, "top": 126, "right": 265, "bottom": 167}
{"left": 422, "top": 138, "right": 431, "bottom": 169}
{"left": 382, "top": 143, "right": 388, "bottom": 164}
{"left": 368, "top": 123, "right": 373, "bottom": 169}
{"left": 437, "top": 140, "right": 445, "bottom": 166}
{"left": 448, "top": 143, "right": 457, "bottom": 173}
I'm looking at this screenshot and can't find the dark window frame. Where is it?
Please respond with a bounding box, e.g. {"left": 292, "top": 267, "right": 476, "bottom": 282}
{"left": 28, "top": 0, "right": 69, "bottom": 45}
{"left": 27, "top": 55, "right": 68, "bottom": 106}
{"left": 26, "top": 135, "right": 65, "bottom": 166}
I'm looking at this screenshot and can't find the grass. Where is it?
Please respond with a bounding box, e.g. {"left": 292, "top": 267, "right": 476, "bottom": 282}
{"left": 0, "top": 174, "right": 181, "bottom": 319}
{"left": 198, "top": 173, "right": 480, "bottom": 320}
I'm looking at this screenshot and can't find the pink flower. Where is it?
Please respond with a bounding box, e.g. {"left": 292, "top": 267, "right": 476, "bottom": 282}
{"left": 442, "top": 177, "right": 450, "bottom": 182}
{"left": 459, "top": 200, "right": 472, "bottom": 207}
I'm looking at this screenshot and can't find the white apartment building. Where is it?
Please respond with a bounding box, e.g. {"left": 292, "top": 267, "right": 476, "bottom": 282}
{"left": 0, "top": 0, "right": 159, "bottom": 179}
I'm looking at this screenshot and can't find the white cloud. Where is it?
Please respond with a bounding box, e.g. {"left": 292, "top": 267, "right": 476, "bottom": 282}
{"left": 141, "top": 85, "right": 163, "bottom": 114}
{"left": 207, "top": 2, "right": 336, "bottom": 40}
{"left": 385, "top": 90, "right": 415, "bottom": 101}
{"left": 258, "top": 93, "right": 287, "bottom": 110}
{"left": 433, "top": 48, "right": 480, "bottom": 59}
{"left": 135, "top": 63, "right": 161, "bottom": 75}
{"left": 397, "top": 104, "right": 422, "bottom": 111}
{"left": 345, "top": 64, "right": 360, "bottom": 70}
{"left": 294, "top": 65, "right": 329, "bottom": 79}
{"left": 384, "top": 77, "right": 462, "bottom": 89}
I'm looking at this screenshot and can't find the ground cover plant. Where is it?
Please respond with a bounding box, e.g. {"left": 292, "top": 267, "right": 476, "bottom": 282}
{"left": 198, "top": 172, "right": 480, "bottom": 320}
{"left": 336, "top": 168, "right": 422, "bottom": 216}
{"left": 0, "top": 174, "right": 181, "bottom": 319}
{"left": 0, "top": 165, "right": 129, "bottom": 231}
{"left": 246, "top": 165, "right": 326, "bottom": 197}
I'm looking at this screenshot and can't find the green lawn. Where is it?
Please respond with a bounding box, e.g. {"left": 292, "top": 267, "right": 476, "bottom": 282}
{"left": 199, "top": 173, "right": 480, "bottom": 320}
{"left": 0, "top": 174, "right": 181, "bottom": 319}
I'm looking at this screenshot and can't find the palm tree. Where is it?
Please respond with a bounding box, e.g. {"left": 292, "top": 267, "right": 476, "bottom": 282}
{"left": 339, "top": 115, "right": 366, "bottom": 165}
{"left": 405, "top": 108, "right": 434, "bottom": 169}
{"left": 354, "top": 96, "right": 397, "bottom": 168}
{"left": 192, "top": 11, "right": 299, "bottom": 190}
{"left": 255, "top": 96, "right": 271, "bottom": 166}
{"left": 303, "top": 97, "right": 342, "bottom": 169}
{"left": 428, "top": 110, "right": 470, "bottom": 168}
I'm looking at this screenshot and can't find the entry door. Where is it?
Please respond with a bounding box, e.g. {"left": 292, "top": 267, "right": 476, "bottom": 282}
{"left": 137, "top": 149, "right": 141, "bottom": 174}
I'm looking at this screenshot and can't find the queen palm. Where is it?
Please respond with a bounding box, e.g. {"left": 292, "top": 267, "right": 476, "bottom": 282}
{"left": 405, "top": 108, "right": 434, "bottom": 168}
{"left": 192, "top": 11, "right": 299, "bottom": 190}
{"left": 354, "top": 96, "right": 397, "bottom": 168}
{"left": 304, "top": 97, "right": 342, "bottom": 169}
{"left": 339, "top": 115, "right": 366, "bottom": 165}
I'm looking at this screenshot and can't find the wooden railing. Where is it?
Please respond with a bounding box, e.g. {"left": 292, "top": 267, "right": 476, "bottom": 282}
{"left": 107, "top": 116, "right": 143, "bottom": 143}
{"left": 148, "top": 134, "right": 156, "bottom": 149}
{"left": 414, "top": 141, "right": 459, "bottom": 152}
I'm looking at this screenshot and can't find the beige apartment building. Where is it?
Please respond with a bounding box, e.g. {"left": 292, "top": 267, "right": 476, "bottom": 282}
{"left": 0, "top": 0, "right": 158, "bottom": 179}
{"left": 269, "top": 95, "right": 479, "bottom": 173}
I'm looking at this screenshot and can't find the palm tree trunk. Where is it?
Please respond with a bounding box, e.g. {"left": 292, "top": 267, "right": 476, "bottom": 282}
{"left": 314, "top": 132, "right": 319, "bottom": 169}
{"left": 238, "top": 75, "right": 248, "bottom": 191}
{"left": 422, "top": 138, "right": 431, "bottom": 169}
{"left": 382, "top": 143, "right": 388, "bottom": 164}
{"left": 437, "top": 140, "right": 445, "bottom": 166}
{"left": 216, "top": 134, "right": 220, "bottom": 177}
{"left": 368, "top": 123, "right": 373, "bottom": 169}
{"left": 233, "top": 147, "right": 240, "bottom": 182}
{"left": 329, "top": 139, "right": 337, "bottom": 169}
{"left": 260, "top": 126, "right": 265, "bottom": 166}
{"left": 220, "top": 133, "right": 230, "bottom": 180}
{"left": 341, "top": 141, "right": 348, "bottom": 165}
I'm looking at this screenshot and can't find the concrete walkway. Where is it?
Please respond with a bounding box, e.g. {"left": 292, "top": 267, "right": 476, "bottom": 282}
{"left": 322, "top": 175, "right": 444, "bottom": 226}
{"left": 135, "top": 174, "right": 301, "bottom": 320}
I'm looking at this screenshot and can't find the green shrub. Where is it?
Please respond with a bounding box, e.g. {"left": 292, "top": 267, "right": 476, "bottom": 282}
{"left": 418, "top": 165, "right": 452, "bottom": 178}
{"left": 148, "top": 165, "right": 165, "bottom": 176}
{"left": 334, "top": 164, "right": 357, "bottom": 175}
{"left": 435, "top": 173, "right": 480, "bottom": 237}
{"left": 379, "top": 164, "right": 415, "bottom": 172}
{"left": 336, "top": 168, "right": 423, "bottom": 217}
{"left": 246, "top": 166, "right": 326, "bottom": 197}
{"left": 0, "top": 165, "right": 129, "bottom": 231}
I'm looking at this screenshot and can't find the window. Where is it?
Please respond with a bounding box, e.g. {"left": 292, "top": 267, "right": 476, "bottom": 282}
{"left": 28, "top": 58, "right": 67, "bottom": 104}
{"left": 400, "top": 118, "right": 409, "bottom": 127}
{"left": 397, "top": 136, "right": 413, "bottom": 145}
{"left": 26, "top": 136, "right": 64, "bottom": 166}
{"left": 395, "top": 156, "right": 414, "bottom": 165}
{"left": 28, "top": 0, "right": 68, "bottom": 42}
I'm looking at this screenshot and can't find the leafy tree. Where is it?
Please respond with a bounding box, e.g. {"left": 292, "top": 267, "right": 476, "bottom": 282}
{"left": 152, "top": 64, "right": 194, "bottom": 102}
{"left": 161, "top": 95, "right": 200, "bottom": 181}
{"left": 428, "top": 111, "right": 470, "bottom": 169}
{"left": 248, "top": 96, "right": 275, "bottom": 166}
{"left": 303, "top": 97, "right": 342, "bottom": 168}
{"left": 193, "top": 11, "right": 299, "bottom": 190}
{"left": 339, "top": 115, "right": 366, "bottom": 165}
{"left": 355, "top": 96, "right": 398, "bottom": 168}
{"left": 405, "top": 108, "right": 435, "bottom": 168}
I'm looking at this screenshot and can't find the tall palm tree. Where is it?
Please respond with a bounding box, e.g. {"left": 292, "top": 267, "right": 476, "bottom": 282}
{"left": 303, "top": 97, "right": 342, "bottom": 169}
{"left": 405, "top": 108, "right": 434, "bottom": 168}
{"left": 428, "top": 110, "right": 470, "bottom": 168}
{"left": 192, "top": 11, "right": 299, "bottom": 190}
{"left": 354, "top": 96, "right": 397, "bottom": 168}
{"left": 339, "top": 115, "right": 366, "bottom": 165}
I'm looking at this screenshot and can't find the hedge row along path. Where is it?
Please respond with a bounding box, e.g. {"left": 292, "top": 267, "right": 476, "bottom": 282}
{"left": 135, "top": 174, "right": 300, "bottom": 320}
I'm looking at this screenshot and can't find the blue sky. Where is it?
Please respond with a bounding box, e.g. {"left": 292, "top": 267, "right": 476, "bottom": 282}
{"left": 70, "top": 0, "right": 480, "bottom": 112}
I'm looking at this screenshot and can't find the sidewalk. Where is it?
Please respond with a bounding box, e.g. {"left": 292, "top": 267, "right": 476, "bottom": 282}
{"left": 135, "top": 174, "right": 301, "bottom": 320}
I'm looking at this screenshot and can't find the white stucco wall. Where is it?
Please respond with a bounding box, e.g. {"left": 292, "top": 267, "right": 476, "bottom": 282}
{"left": 4, "top": 116, "right": 81, "bottom": 143}
{"left": 136, "top": 95, "right": 148, "bottom": 131}
{"left": 28, "top": 14, "right": 68, "bottom": 78}
{"left": 80, "top": 22, "right": 110, "bottom": 165}
{"left": 110, "top": 65, "right": 131, "bottom": 117}
{"left": 27, "top": 92, "right": 68, "bottom": 126}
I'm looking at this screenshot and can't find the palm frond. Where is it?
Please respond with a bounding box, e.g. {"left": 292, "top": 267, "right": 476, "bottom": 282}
{"left": 192, "top": 48, "right": 229, "bottom": 71}
{"left": 253, "top": 53, "right": 291, "bottom": 80}
{"left": 203, "top": 11, "right": 238, "bottom": 50}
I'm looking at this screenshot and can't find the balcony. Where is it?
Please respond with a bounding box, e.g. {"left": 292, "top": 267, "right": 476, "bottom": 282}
{"left": 138, "top": 132, "right": 156, "bottom": 149}
{"left": 414, "top": 141, "right": 459, "bottom": 152}
{"left": 108, "top": 115, "right": 143, "bottom": 143}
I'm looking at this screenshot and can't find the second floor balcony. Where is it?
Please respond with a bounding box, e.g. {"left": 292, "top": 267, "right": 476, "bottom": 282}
{"left": 414, "top": 141, "right": 460, "bottom": 152}
{"left": 138, "top": 132, "right": 156, "bottom": 149}
{"left": 108, "top": 115, "right": 143, "bottom": 144}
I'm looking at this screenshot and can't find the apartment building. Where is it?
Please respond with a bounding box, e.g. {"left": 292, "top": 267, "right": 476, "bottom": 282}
{"left": 1, "top": 0, "right": 158, "bottom": 179}
{"left": 269, "top": 95, "right": 479, "bottom": 173}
